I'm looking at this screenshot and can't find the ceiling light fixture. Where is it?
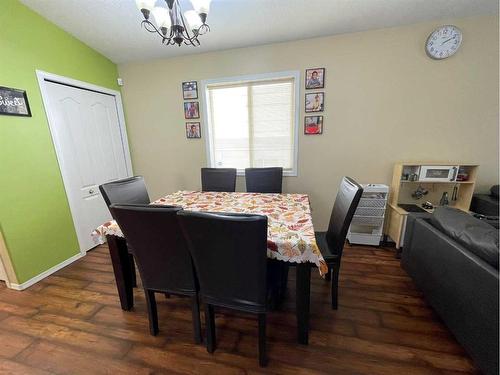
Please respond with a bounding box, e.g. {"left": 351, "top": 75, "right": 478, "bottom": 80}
{"left": 136, "top": 0, "right": 211, "bottom": 47}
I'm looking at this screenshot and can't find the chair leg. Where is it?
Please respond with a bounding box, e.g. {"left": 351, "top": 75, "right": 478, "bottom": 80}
{"left": 145, "top": 289, "right": 159, "bottom": 336}
{"left": 279, "top": 264, "right": 289, "bottom": 298}
{"left": 258, "top": 313, "right": 267, "bottom": 367}
{"left": 331, "top": 262, "right": 340, "bottom": 310}
{"left": 324, "top": 267, "right": 331, "bottom": 281}
{"left": 129, "top": 253, "right": 137, "bottom": 288}
{"left": 204, "top": 304, "right": 216, "bottom": 353}
{"left": 191, "top": 295, "right": 202, "bottom": 344}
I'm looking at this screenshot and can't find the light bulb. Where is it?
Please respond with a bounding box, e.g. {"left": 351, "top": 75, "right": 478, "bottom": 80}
{"left": 184, "top": 10, "right": 202, "bottom": 31}
{"left": 151, "top": 7, "right": 171, "bottom": 28}
{"left": 135, "top": 0, "right": 156, "bottom": 11}
{"left": 190, "top": 0, "right": 211, "bottom": 14}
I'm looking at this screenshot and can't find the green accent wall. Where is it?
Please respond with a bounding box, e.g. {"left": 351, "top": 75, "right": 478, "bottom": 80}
{"left": 0, "top": 0, "right": 120, "bottom": 283}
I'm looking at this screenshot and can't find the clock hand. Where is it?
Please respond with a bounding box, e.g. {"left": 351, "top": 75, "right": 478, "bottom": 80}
{"left": 441, "top": 37, "right": 454, "bottom": 45}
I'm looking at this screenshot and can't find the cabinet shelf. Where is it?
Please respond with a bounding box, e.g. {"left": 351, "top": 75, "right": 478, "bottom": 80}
{"left": 399, "top": 180, "right": 474, "bottom": 184}
{"left": 386, "top": 162, "right": 479, "bottom": 249}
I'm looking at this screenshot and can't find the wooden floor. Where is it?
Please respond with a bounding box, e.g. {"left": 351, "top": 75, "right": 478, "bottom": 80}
{"left": 0, "top": 244, "right": 478, "bottom": 374}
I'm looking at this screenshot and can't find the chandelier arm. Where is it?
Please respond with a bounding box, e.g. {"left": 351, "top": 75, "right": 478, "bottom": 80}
{"left": 182, "top": 31, "right": 197, "bottom": 46}
{"left": 178, "top": 12, "right": 200, "bottom": 47}
{"left": 198, "top": 24, "right": 210, "bottom": 35}
{"left": 142, "top": 20, "right": 168, "bottom": 38}
{"left": 142, "top": 19, "right": 177, "bottom": 45}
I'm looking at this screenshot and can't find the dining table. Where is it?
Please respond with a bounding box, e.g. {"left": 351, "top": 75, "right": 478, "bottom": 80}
{"left": 92, "top": 190, "right": 327, "bottom": 345}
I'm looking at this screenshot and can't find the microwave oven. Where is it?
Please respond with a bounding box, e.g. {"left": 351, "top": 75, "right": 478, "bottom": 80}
{"left": 419, "top": 165, "right": 458, "bottom": 182}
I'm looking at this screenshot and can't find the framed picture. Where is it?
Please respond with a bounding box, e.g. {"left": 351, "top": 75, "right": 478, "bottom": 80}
{"left": 305, "top": 92, "right": 324, "bottom": 113}
{"left": 0, "top": 86, "right": 31, "bottom": 117}
{"left": 186, "top": 122, "right": 201, "bottom": 139}
{"left": 182, "top": 81, "right": 198, "bottom": 100}
{"left": 305, "top": 68, "right": 325, "bottom": 89}
{"left": 304, "top": 116, "right": 323, "bottom": 135}
{"left": 184, "top": 101, "right": 200, "bottom": 119}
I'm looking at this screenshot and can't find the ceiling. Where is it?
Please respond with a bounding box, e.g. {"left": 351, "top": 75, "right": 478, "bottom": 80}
{"left": 21, "top": 0, "right": 498, "bottom": 64}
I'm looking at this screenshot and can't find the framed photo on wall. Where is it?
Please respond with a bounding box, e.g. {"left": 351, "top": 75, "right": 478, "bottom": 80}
{"left": 0, "top": 86, "right": 31, "bottom": 117}
{"left": 304, "top": 116, "right": 323, "bottom": 135}
{"left": 182, "top": 81, "right": 198, "bottom": 100}
{"left": 186, "top": 122, "right": 201, "bottom": 138}
{"left": 184, "top": 101, "right": 200, "bottom": 119}
{"left": 305, "top": 68, "right": 325, "bottom": 89}
{"left": 305, "top": 92, "right": 324, "bottom": 113}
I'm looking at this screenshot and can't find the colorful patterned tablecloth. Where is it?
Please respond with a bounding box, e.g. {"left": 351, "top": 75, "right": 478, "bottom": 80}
{"left": 92, "top": 191, "right": 327, "bottom": 275}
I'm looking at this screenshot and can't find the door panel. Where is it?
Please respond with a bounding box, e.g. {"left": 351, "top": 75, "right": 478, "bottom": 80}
{"left": 44, "top": 82, "right": 130, "bottom": 252}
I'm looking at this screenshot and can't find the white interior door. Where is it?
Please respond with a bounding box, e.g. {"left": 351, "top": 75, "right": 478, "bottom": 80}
{"left": 43, "top": 80, "right": 131, "bottom": 253}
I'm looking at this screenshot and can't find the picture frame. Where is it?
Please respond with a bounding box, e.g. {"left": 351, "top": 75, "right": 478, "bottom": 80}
{"left": 0, "top": 86, "right": 32, "bottom": 117}
{"left": 186, "top": 122, "right": 201, "bottom": 139}
{"left": 184, "top": 101, "right": 200, "bottom": 119}
{"left": 305, "top": 92, "right": 324, "bottom": 113}
{"left": 304, "top": 116, "right": 323, "bottom": 135}
{"left": 182, "top": 81, "right": 198, "bottom": 100}
{"left": 305, "top": 68, "right": 325, "bottom": 90}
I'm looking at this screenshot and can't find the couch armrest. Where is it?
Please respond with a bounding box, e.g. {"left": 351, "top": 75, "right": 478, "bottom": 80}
{"left": 402, "top": 217, "right": 499, "bottom": 375}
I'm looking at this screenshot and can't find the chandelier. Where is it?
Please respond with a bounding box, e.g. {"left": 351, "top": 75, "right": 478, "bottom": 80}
{"left": 135, "top": 0, "right": 211, "bottom": 47}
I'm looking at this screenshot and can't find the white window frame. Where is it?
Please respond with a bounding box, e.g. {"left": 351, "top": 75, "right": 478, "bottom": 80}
{"left": 200, "top": 70, "right": 300, "bottom": 177}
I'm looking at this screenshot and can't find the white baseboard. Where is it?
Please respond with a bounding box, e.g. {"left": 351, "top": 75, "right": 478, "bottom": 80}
{"left": 8, "top": 252, "right": 84, "bottom": 291}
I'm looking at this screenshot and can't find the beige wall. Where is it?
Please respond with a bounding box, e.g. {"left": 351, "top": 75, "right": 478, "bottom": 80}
{"left": 119, "top": 15, "right": 499, "bottom": 230}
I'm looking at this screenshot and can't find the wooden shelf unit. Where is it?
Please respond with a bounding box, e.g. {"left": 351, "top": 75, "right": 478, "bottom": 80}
{"left": 384, "top": 162, "right": 479, "bottom": 249}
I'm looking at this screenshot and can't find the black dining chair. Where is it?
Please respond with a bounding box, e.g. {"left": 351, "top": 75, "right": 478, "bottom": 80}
{"left": 99, "top": 176, "right": 150, "bottom": 208}
{"left": 201, "top": 168, "right": 237, "bottom": 192}
{"left": 315, "top": 177, "right": 363, "bottom": 310}
{"left": 99, "top": 176, "right": 151, "bottom": 288}
{"left": 177, "top": 211, "right": 269, "bottom": 367}
{"left": 245, "top": 167, "right": 283, "bottom": 194}
{"left": 245, "top": 167, "right": 285, "bottom": 304}
{"left": 110, "top": 204, "right": 202, "bottom": 343}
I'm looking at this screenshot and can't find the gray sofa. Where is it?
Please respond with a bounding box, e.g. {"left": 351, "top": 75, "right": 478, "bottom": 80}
{"left": 470, "top": 185, "right": 499, "bottom": 217}
{"left": 402, "top": 207, "right": 499, "bottom": 375}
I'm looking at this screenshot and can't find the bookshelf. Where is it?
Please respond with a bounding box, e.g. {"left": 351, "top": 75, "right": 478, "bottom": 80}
{"left": 384, "top": 162, "right": 479, "bottom": 249}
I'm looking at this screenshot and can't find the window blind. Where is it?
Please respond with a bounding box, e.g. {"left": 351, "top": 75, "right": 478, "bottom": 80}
{"left": 206, "top": 76, "right": 296, "bottom": 172}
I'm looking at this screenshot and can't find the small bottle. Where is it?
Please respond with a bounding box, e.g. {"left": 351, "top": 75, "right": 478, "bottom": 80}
{"left": 439, "top": 192, "right": 449, "bottom": 206}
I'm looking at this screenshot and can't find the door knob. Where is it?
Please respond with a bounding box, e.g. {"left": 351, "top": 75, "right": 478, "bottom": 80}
{"left": 89, "top": 189, "right": 95, "bottom": 194}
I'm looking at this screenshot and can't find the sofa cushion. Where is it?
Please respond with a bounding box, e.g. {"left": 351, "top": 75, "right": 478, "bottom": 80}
{"left": 430, "top": 207, "right": 499, "bottom": 270}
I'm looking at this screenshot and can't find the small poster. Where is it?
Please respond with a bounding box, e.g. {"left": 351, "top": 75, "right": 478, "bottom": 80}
{"left": 305, "top": 92, "right": 324, "bottom": 113}
{"left": 305, "top": 68, "right": 325, "bottom": 89}
{"left": 0, "top": 86, "right": 31, "bottom": 117}
{"left": 184, "top": 101, "right": 200, "bottom": 119}
{"left": 182, "top": 81, "right": 198, "bottom": 100}
{"left": 186, "top": 122, "right": 201, "bottom": 138}
{"left": 304, "top": 116, "right": 323, "bottom": 135}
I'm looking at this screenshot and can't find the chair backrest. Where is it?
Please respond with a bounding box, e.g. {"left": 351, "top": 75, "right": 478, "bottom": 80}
{"left": 326, "top": 177, "right": 363, "bottom": 256}
{"left": 245, "top": 167, "right": 283, "bottom": 193}
{"left": 99, "top": 176, "right": 150, "bottom": 210}
{"left": 201, "top": 168, "right": 237, "bottom": 192}
{"left": 110, "top": 204, "right": 197, "bottom": 294}
{"left": 178, "top": 211, "right": 268, "bottom": 313}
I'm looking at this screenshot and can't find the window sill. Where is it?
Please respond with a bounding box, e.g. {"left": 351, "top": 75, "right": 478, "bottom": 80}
{"left": 235, "top": 170, "right": 297, "bottom": 177}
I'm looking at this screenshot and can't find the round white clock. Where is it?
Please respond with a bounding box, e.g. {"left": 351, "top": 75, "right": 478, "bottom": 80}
{"left": 425, "top": 25, "right": 462, "bottom": 60}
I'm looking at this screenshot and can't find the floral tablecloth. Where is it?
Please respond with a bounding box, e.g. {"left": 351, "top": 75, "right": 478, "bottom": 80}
{"left": 92, "top": 191, "right": 327, "bottom": 275}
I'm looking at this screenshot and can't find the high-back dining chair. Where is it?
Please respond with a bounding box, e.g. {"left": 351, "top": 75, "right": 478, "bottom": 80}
{"left": 177, "top": 211, "right": 269, "bottom": 367}
{"left": 99, "top": 176, "right": 151, "bottom": 289}
{"left": 245, "top": 167, "right": 283, "bottom": 193}
{"left": 201, "top": 168, "right": 237, "bottom": 192}
{"left": 99, "top": 176, "right": 150, "bottom": 210}
{"left": 110, "top": 204, "right": 201, "bottom": 343}
{"left": 315, "top": 177, "right": 363, "bottom": 309}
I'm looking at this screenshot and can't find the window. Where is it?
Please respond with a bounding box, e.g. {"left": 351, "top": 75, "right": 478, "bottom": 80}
{"left": 202, "top": 71, "right": 299, "bottom": 176}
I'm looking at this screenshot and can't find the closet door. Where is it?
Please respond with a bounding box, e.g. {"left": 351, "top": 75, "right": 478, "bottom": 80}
{"left": 44, "top": 81, "right": 131, "bottom": 252}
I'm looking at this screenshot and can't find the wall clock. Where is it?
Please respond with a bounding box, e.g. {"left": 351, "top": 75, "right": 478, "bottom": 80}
{"left": 425, "top": 25, "right": 462, "bottom": 60}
